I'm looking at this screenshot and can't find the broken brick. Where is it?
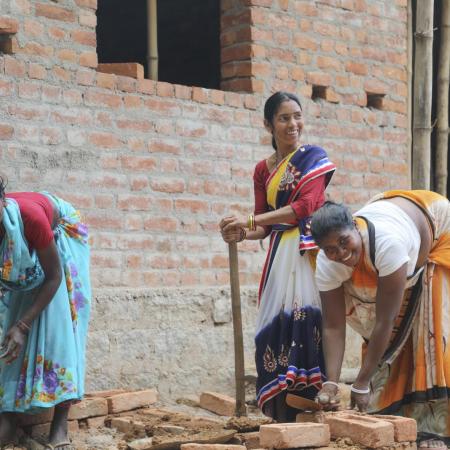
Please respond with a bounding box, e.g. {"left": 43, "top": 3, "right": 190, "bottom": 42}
{"left": 181, "top": 445, "right": 246, "bottom": 450}
{"left": 107, "top": 389, "right": 158, "bottom": 413}
{"left": 323, "top": 412, "right": 394, "bottom": 448}
{"left": 372, "top": 415, "right": 417, "bottom": 442}
{"left": 86, "top": 415, "right": 107, "bottom": 428}
{"left": 128, "top": 437, "right": 154, "bottom": 450}
{"left": 199, "top": 392, "right": 238, "bottom": 416}
{"left": 259, "top": 423, "right": 330, "bottom": 448}
{"left": 86, "top": 389, "right": 127, "bottom": 398}
{"left": 68, "top": 397, "right": 108, "bottom": 420}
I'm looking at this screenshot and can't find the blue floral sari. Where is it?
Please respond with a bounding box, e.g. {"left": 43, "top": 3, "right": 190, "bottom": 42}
{"left": 0, "top": 193, "right": 90, "bottom": 412}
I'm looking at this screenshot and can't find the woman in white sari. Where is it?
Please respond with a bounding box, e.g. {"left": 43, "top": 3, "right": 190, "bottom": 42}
{"left": 220, "top": 91, "right": 335, "bottom": 421}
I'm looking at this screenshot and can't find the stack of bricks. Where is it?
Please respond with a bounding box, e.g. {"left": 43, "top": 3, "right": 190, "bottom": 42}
{"left": 17, "top": 388, "right": 158, "bottom": 438}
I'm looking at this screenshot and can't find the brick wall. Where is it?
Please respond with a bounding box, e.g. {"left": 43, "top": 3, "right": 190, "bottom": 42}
{"left": 0, "top": 0, "right": 408, "bottom": 396}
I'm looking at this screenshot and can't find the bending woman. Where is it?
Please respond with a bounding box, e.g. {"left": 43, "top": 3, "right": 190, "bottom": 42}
{"left": 0, "top": 179, "right": 90, "bottom": 450}
{"left": 219, "top": 91, "right": 335, "bottom": 421}
{"left": 311, "top": 190, "right": 450, "bottom": 449}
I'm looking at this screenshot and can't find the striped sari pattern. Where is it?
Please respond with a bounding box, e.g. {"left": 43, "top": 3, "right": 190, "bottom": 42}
{"left": 255, "top": 145, "right": 335, "bottom": 413}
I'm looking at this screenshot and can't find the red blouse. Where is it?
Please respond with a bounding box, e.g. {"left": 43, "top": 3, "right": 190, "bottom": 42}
{"left": 6, "top": 192, "right": 54, "bottom": 249}
{"left": 253, "top": 159, "right": 326, "bottom": 234}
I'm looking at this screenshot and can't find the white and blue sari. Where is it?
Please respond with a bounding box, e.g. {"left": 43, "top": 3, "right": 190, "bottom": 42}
{"left": 255, "top": 145, "right": 335, "bottom": 418}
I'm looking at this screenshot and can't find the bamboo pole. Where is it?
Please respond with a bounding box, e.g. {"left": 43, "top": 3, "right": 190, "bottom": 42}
{"left": 228, "top": 242, "right": 246, "bottom": 417}
{"left": 146, "top": 0, "right": 158, "bottom": 80}
{"left": 412, "top": 0, "right": 434, "bottom": 190}
{"left": 407, "top": 0, "right": 413, "bottom": 188}
{"left": 435, "top": 0, "right": 450, "bottom": 195}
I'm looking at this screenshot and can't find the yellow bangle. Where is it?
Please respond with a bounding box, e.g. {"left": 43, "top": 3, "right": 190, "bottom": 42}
{"left": 247, "top": 214, "right": 256, "bottom": 231}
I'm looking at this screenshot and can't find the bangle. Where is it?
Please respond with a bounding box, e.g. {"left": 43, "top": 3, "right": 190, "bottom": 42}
{"left": 322, "top": 381, "right": 340, "bottom": 389}
{"left": 247, "top": 214, "right": 256, "bottom": 231}
{"left": 237, "top": 228, "right": 246, "bottom": 243}
{"left": 16, "top": 320, "right": 31, "bottom": 335}
{"left": 350, "top": 383, "right": 370, "bottom": 394}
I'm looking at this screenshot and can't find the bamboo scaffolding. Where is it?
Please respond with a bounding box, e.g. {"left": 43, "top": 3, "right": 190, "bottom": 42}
{"left": 146, "top": 0, "right": 158, "bottom": 80}
{"left": 435, "top": 0, "right": 450, "bottom": 195}
{"left": 412, "top": 0, "right": 434, "bottom": 190}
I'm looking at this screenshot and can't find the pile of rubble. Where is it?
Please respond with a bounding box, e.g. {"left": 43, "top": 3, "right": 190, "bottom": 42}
{"left": 10, "top": 386, "right": 418, "bottom": 450}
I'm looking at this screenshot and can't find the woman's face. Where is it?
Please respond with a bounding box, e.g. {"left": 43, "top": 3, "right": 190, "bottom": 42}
{"left": 319, "top": 227, "right": 362, "bottom": 267}
{"left": 266, "top": 100, "right": 304, "bottom": 151}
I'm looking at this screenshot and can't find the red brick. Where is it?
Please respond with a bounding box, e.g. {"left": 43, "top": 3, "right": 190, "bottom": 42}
{"left": 4, "top": 56, "right": 26, "bottom": 77}
{"left": 79, "top": 51, "right": 98, "bottom": 68}
{"left": 110, "top": 416, "right": 146, "bottom": 433}
{"left": 89, "top": 132, "right": 122, "bottom": 149}
{"left": 192, "top": 87, "right": 209, "bottom": 103}
{"left": 306, "top": 71, "right": 332, "bottom": 86}
{"left": 137, "top": 79, "right": 156, "bottom": 95}
{"left": 75, "top": 0, "right": 97, "bottom": 9}
{"left": 0, "top": 17, "right": 19, "bottom": 34}
{"left": 0, "top": 124, "right": 14, "bottom": 140}
{"left": 323, "top": 412, "right": 395, "bottom": 448}
{"left": 71, "top": 29, "right": 96, "bottom": 46}
{"left": 86, "top": 415, "right": 107, "bottom": 428}
{"left": 372, "top": 415, "right": 417, "bottom": 442}
{"left": 199, "top": 392, "right": 238, "bottom": 416}
{"left": 157, "top": 81, "right": 175, "bottom": 97}
{"left": 259, "top": 423, "right": 330, "bottom": 448}
{"left": 128, "top": 438, "right": 154, "bottom": 450}
{"left": 107, "top": 389, "right": 158, "bottom": 413}
{"left": 96, "top": 72, "right": 116, "bottom": 89}
{"left": 79, "top": 10, "right": 97, "bottom": 27}
{"left": 35, "top": 3, "right": 76, "bottom": 22}
{"left": 181, "top": 446, "right": 245, "bottom": 450}
{"left": 97, "top": 63, "right": 144, "bottom": 80}
{"left": 28, "top": 62, "right": 47, "bottom": 80}
{"left": 346, "top": 61, "right": 369, "bottom": 75}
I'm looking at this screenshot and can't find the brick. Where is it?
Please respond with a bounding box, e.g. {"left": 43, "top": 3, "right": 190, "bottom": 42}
{"left": 110, "top": 416, "right": 146, "bottom": 434}
{"left": 86, "top": 415, "right": 107, "bottom": 428}
{"left": 323, "top": 412, "right": 394, "bottom": 448}
{"left": 86, "top": 389, "right": 127, "bottom": 398}
{"left": 75, "top": 0, "right": 97, "bottom": 9}
{"left": 97, "top": 63, "right": 144, "bottom": 80}
{"left": 35, "top": 3, "right": 76, "bottom": 22}
{"left": 79, "top": 51, "right": 98, "bottom": 68}
{"left": 68, "top": 397, "right": 108, "bottom": 420}
{"left": 107, "top": 389, "right": 158, "bottom": 413}
{"left": 259, "top": 423, "right": 330, "bottom": 448}
{"left": 0, "top": 124, "right": 14, "bottom": 140}
{"left": 128, "top": 438, "right": 154, "bottom": 450}
{"left": 181, "top": 446, "right": 245, "bottom": 450}
{"left": 200, "top": 392, "right": 239, "bottom": 416}
{"left": 235, "top": 432, "right": 260, "bottom": 449}
{"left": 28, "top": 63, "right": 47, "bottom": 80}
{"left": 0, "top": 17, "right": 19, "bottom": 34}
{"left": 372, "top": 415, "right": 417, "bottom": 442}
{"left": 296, "top": 411, "right": 325, "bottom": 423}
{"left": 30, "top": 419, "right": 79, "bottom": 438}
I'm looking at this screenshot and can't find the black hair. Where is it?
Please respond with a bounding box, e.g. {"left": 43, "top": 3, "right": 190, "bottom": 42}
{"left": 264, "top": 91, "right": 302, "bottom": 150}
{"left": 0, "top": 176, "right": 6, "bottom": 200}
{"left": 310, "top": 201, "right": 354, "bottom": 245}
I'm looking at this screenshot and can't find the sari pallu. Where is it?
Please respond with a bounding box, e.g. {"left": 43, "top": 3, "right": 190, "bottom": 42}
{"left": 255, "top": 145, "right": 335, "bottom": 413}
{"left": 344, "top": 190, "right": 450, "bottom": 441}
{"left": 0, "top": 193, "right": 91, "bottom": 413}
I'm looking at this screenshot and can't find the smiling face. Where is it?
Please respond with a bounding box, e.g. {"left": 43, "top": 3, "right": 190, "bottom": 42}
{"left": 265, "top": 100, "right": 304, "bottom": 153}
{"left": 319, "top": 226, "right": 363, "bottom": 267}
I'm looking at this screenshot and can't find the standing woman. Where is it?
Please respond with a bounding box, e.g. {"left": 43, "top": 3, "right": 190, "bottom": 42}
{"left": 0, "top": 179, "right": 90, "bottom": 450}
{"left": 219, "top": 91, "right": 335, "bottom": 421}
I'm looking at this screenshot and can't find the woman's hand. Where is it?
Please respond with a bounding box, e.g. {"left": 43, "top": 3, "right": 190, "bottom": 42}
{"left": 0, "top": 324, "right": 27, "bottom": 364}
{"left": 219, "top": 216, "right": 246, "bottom": 243}
{"left": 316, "top": 383, "right": 340, "bottom": 411}
{"left": 350, "top": 390, "right": 371, "bottom": 412}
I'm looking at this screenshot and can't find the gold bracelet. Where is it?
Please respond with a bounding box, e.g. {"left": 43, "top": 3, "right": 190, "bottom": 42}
{"left": 247, "top": 214, "right": 256, "bottom": 231}
{"left": 237, "top": 228, "right": 246, "bottom": 243}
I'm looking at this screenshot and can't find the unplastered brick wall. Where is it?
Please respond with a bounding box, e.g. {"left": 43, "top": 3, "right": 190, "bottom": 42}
{"left": 0, "top": 0, "right": 406, "bottom": 396}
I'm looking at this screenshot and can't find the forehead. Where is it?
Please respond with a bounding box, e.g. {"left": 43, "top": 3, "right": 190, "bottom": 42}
{"left": 275, "top": 100, "right": 302, "bottom": 116}
{"left": 319, "top": 229, "right": 351, "bottom": 247}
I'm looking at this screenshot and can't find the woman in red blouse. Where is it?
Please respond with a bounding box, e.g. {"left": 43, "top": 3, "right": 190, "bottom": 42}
{"left": 219, "top": 92, "right": 335, "bottom": 421}
{"left": 0, "top": 181, "right": 90, "bottom": 449}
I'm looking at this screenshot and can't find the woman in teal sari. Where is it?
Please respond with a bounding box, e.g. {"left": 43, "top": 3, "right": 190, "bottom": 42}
{"left": 219, "top": 92, "right": 335, "bottom": 421}
{"left": 0, "top": 179, "right": 90, "bottom": 449}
